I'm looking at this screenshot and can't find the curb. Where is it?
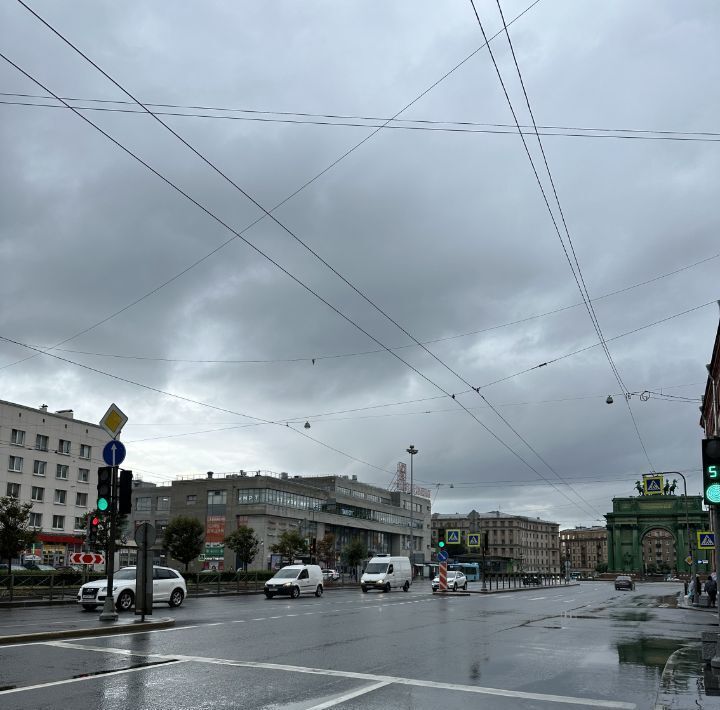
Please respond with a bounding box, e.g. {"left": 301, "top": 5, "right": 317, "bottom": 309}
{"left": 0, "top": 617, "right": 175, "bottom": 645}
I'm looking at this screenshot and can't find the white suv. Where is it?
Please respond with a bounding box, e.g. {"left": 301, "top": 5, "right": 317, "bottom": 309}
{"left": 77, "top": 565, "right": 187, "bottom": 612}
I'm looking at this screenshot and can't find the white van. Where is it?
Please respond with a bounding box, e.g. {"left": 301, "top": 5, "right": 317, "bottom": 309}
{"left": 264, "top": 564, "right": 324, "bottom": 599}
{"left": 360, "top": 555, "right": 412, "bottom": 593}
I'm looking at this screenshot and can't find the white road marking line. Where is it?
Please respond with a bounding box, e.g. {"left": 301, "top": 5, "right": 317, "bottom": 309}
{"left": 35, "top": 642, "right": 636, "bottom": 708}
{"left": 305, "top": 681, "right": 391, "bottom": 709}
{"left": 0, "top": 659, "right": 187, "bottom": 695}
{"left": 529, "top": 597, "right": 547, "bottom": 601}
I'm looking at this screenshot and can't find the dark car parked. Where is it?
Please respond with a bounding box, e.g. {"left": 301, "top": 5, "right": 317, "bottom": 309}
{"left": 615, "top": 575, "right": 635, "bottom": 591}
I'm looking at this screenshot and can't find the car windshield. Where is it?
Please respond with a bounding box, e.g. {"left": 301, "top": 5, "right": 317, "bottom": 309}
{"left": 274, "top": 569, "right": 299, "bottom": 579}
{"left": 114, "top": 569, "right": 137, "bottom": 580}
{"left": 364, "top": 563, "right": 388, "bottom": 574}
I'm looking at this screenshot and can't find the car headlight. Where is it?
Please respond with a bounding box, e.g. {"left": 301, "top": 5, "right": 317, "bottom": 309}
{"left": 283, "top": 582, "right": 292, "bottom": 586}
{"left": 99, "top": 587, "right": 106, "bottom": 594}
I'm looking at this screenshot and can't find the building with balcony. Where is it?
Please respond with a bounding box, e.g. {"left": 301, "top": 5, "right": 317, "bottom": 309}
{"left": 127, "top": 471, "right": 431, "bottom": 572}
{"left": 559, "top": 526, "right": 608, "bottom": 575}
{"left": 0, "top": 399, "right": 112, "bottom": 565}
{"left": 431, "top": 510, "right": 560, "bottom": 573}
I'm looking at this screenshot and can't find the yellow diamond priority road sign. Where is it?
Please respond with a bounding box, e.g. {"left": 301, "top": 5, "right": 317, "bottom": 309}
{"left": 100, "top": 402, "right": 128, "bottom": 439}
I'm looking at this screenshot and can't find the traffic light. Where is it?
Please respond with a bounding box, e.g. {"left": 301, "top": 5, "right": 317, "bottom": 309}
{"left": 438, "top": 540, "right": 445, "bottom": 549}
{"left": 97, "top": 466, "right": 113, "bottom": 512}
{"left": 702, "top": 438, "right": 720, "bottom": 505}
{"left": 118, "top": 469, "right": 133, "bottom": 515}
{"left": 88, "top": 514, "right": 100, "bottom": 546}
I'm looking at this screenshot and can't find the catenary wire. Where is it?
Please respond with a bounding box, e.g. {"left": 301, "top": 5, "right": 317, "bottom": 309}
{"left": 28, "top": 254, "right": 720, "bottom": 365}
{"left": 6, "top": 5, "right": 604, "bottom": 520}
{"left": 3, "top": 96, "right": 720, "bottom": 143}
{"left": 470, "top": 0, "right": 655, "bottom": 474}
{"left": 0, "top": 0, "right": 540, "bottom": 375}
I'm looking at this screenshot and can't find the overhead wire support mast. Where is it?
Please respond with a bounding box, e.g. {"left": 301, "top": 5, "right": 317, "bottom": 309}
{"left": 6, "top": 1, "right": 602, "bottom": 519}
{"left": 469, "top": 0, "right": 655, "bottom": 472}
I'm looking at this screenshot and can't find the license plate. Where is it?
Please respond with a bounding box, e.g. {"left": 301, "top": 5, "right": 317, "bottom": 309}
{"left": 82, "top": 589, "right": 96, "bottom": 598}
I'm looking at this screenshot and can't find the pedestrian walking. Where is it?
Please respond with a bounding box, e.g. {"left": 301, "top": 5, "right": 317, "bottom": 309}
{"left": 688, "top": 575, "right": 696, "bottom": 604}
{"left": 706, "top": 576, "right": 717, "bottom": 607}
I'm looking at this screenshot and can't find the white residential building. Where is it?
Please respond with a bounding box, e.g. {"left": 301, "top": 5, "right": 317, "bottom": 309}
{"left": 0, "top": 400, "right": 112, "bottom": 565}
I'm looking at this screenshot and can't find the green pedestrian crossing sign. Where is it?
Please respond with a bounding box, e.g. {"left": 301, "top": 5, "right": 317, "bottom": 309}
{"left": 643, "top": 475, "right": 664, "bottom": 496}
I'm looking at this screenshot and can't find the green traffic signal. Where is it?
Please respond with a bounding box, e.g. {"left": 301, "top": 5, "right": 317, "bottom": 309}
{"left": 438, "top": 541, "right": 445, "bottom": 548}
{"left": 97, "top": 497, "right": 109, "bottom": 511}
{"left": 702, "top": 440, "right": 720, "bottom": 505}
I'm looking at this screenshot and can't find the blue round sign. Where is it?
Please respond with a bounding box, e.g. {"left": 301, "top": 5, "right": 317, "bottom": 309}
{"left": 102, "top": 440, "right": 126, "bottom": 466}
{"left": 437, "top": 550, "right": 448, "bottom": 562}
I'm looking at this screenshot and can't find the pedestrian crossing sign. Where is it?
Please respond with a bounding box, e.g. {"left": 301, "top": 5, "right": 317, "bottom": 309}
{"left": 467, "top": 533, "right": 480, "bottom": 547}
{"left": 445, "top": 529, "right": 460, "bottom": 544}
{"left": 643, "top": 475, "right": 664, "bottom": 496}
{"left": 697, "top": 531, "right": 716, "bottom": 549}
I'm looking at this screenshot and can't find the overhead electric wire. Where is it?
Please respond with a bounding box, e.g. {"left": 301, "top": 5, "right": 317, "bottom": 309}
{"left": 0, "top": 332, "right": 394, "bottom": 477}
{"left": 3, "top": 93, "right": 720, "bottom": 143}
{"left": 0, "top": 0, "right": 541, "bottom": 375}
{"left": 0, "top": 53, "right": 592, "bottom": 506}
{"left": 8, "top": 3, "right": 605, "bottom": 520}
{"left": 470, "top": 0, "right": 656, "bottom": 475}
{"left": 35, "top": 293, "right": 718, "bottom": 368}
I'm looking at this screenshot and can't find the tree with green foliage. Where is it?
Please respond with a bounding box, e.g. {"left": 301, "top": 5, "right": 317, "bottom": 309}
{"left": 341, "top": 537, "right": 367, "bottom": 571}
{"left": 271, "top": 530, "right": 307, "bottom": 563}
{"left": 225, "top": 525, "right": 261, "bottom": 571}
{"left": 0, "top": 496, "right": 36, "bottom": 569}
{"left": 316, "top": 533, "right": 336, "bottom": 568}
{"left": 595, "top": 562, "right": 608, "bottom": 574}
{"left": 163, "top": 516, "right": 205, "bottom": 571}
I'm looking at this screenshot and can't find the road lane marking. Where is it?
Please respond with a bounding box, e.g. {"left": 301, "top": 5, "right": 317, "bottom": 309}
{"left": 305, "top": 681, "right": 392, "bottom": 709}
{"left": 0, "top": 659, "right": 187, "bottom": 695}
{"left": 35, "top": 642, "right": 636, "bottom": 708}
{"left": 529, "top": 597, "right": 547, "bottom": 600}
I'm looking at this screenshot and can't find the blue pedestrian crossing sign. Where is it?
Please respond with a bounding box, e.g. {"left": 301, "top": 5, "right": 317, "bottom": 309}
{"left": 467, "top": 533, "right": 481, "bottom": 547}
{"left": 697, "top": 531, "right": 716, "bottom": 549}
{"left": 643, "top": 475, "right": 664, "bottom": 496}
{"left": 445, "top": 529, "right": 460, "bottom": 544}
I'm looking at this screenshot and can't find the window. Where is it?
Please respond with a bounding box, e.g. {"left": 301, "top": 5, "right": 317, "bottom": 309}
{"left": 8, "top": 455, "right": 23, "bottom": 472}
{"left": 54, "top": 489, "right": 67, "bottom": 505}
{"left": 29, "top": 512, "right": 42, "bottom": 528}
{"left": 52, "top": 515, "right": 65, "bottom": 530}
{"left": 31, "top": 486, "right": 44, "bottom": 502}
{"left": 11, "top": 429, "right": 25, "bottom": 445}
{"left": 155, "top": 567, "right": 177, "bottom": 580}
{"left": 186, "top": 495, "right": 197, "bottom": 505}
{"left": 56, "top": 464, "right": 69, "bottom": 480}
{"left": 157, "top": 496, "right": 170, "bottom": 511}
{"left": 136, "top": 497, "right": 151, "bottom": 512}
{"left": 58, "top": 439, "right": 71, "bottom": 455}
{"left": 33, "top": 460, "right": 47, "bottom": 476}
{"left": 35, "top": 434, "right": 49, "bottom": 451}
{"left": 79, "top": 444, "right": 91, "bottom": 459}
{"left": 74, "top": 517, "right": 85, "bottom": 530}
{"left": 78, "top": 468, "right": 89, "bottom": 483}
{"left": 6, "top": 482, "right": 20, "bottom": 498}
{"left": 76, "top": 492, "right": 88, "bottom": 507}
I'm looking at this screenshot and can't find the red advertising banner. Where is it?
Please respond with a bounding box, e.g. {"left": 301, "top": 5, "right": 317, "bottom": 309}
{"left": 205, "top": 516, "right": 226, "bottom": 543}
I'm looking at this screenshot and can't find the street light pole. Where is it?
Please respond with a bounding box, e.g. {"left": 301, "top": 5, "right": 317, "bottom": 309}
{"left": 662, "top": 471, "right": 693, "bottom": 583}
{"left": 406, "top": 445, "right": 418, "bottom": 565}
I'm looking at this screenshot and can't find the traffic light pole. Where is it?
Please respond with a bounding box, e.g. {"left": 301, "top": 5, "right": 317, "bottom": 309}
{"left": 99, "top": 466, "right": 118, "bottom": 621}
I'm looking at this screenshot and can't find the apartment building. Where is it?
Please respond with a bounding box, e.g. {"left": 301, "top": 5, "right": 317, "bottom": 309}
{"left": 559, "top": 526, "right": 608, "bottom": 574}
{"left": 431, "top": 510, "right": 561, "bottom": 573}
{"left": 0, "top": 399, "right": 112, "bottom": 565}
{"left": 128, "top": 471, "right": 432, "bottom": 572}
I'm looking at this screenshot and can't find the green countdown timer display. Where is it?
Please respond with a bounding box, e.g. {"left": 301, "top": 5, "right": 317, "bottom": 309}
{"left": 702, "top": 440, "right": 720, "bottom": 505}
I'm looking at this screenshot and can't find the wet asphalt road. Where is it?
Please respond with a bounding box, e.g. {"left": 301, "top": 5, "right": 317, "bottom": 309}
{"left": 0, "top": 581, "right": 713, "bottom": 709}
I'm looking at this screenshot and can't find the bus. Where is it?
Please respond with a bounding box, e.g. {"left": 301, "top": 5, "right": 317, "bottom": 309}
{"left": 449, "top": 562, "right": 481, "bottom": 581}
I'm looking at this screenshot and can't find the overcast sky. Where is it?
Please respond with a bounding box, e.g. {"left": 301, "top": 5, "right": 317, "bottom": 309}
{"left": 1, "top": 0, "right": 718, "bottom": 528}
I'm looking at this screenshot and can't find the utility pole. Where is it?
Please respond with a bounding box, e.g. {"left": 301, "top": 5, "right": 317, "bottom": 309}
{"left": 406, "top": 445, "right": 418, "bottom": 567}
